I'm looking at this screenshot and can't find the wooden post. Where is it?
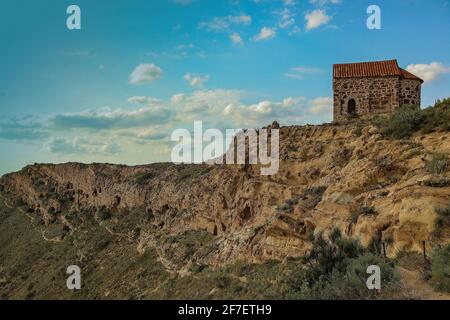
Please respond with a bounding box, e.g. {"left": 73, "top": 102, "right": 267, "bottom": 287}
{"left": 382, "top": 242, "right": 387, "bottom": 258}
{"left": 422, "top": 241, "right": 427, "bottom": 260}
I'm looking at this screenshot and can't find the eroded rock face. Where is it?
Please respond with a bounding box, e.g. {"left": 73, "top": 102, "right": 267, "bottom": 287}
{"left": 1, "top": 122, "right": 449, "bottom": 266}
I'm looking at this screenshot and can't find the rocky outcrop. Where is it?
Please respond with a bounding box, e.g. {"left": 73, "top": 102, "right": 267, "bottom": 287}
{"left": 1, "top": 122, "right": 449, "bottom": 266}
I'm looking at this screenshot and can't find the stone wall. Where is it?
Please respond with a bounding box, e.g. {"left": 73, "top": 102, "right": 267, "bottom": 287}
{"left": 333, "top": 77, "right": 400, "bottom": 121}
{"left": 333, "top": 77, "right": 422, "bottom": 121}
{"left": 399, "top": 79, "right": 422, "bottom": 107}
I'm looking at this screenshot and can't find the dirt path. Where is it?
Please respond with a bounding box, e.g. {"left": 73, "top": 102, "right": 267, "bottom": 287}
{"left": 398, "top": 267, "right": 450, "bottom": 300}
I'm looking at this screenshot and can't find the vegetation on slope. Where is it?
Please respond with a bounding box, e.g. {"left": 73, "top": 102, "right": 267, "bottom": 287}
{"left": 0, "top": 195, "right": 409, "bottom": 300}
{"left": 430, "top": 244, "right": 450, "bottom": 293}
{"left": 372, "top": 98, "right": 450, "bottom": 139}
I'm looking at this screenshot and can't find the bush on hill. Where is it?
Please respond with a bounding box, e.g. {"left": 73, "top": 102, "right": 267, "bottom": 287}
{"left": 373, "top": 98, "right": 450, "bottom": 139}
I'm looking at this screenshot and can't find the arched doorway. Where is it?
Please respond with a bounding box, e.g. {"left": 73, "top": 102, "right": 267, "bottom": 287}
{"left": 348, "top": 99, "right": 356, "bottom": 115}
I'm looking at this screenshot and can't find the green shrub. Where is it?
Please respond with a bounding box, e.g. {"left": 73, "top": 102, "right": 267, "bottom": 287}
{"left": 98, "top": 209, "right": 112, "bottom": 220}
{"left": 135, "top": 172, "right": 154, "bottom": 185}
{"left": 354, "top": 125, "right": 363, "bottom": 137}
{"left": 368, "top": 234, "right": 382, "bottom": 255}
{"left": 330, "top": 227, "right": 342, "bottom": 243}
{"left": 430, "top": 245, "right": 450, "bottom": 293}
{"left": 315, "top": 253, "right": 399, "bottom": 300}
{"left": 435, "top": 202, "right": 450, "bottom": 218}
{"left": 380, "top": 106, "right": 424, "bottom": 139}
{"left": 401, "top": 147, "right": 423, "bottom": 160}
{"left": 161, "top": 230, "right": 215, "bottom": 267}
{"left": 424, "top": 177, "right": 450, "bottom": 188}
{"left": 176, "top": 165, "right": 212, "bottom": 185}
{"left": 346, "top": 113, "right": 359, "bottom": 121}
{"left": 421, "top": 98, "right": 450, "bottom": 132}
{"left": 371, "top": 115, "right": 388, "bottom": 128}
{"left": 434, "top": 202, "right": 450, "bottom": 233}
{"left": 277, "top": 202, "right": 293, "bottom": 212}
{"left": 284, "top": 233, "right": 401, "bottom": 299}
{"left": 95, "top": 238, "right": 111, "bottom": 250}
{"left": 304, "top": 234, "right": 364, "bottom": 278}
{"left": 426, "top": 153, "right": 448, "bottom": 175}
{"left": 372, "top": 98, "right": 450, "bottom": 139}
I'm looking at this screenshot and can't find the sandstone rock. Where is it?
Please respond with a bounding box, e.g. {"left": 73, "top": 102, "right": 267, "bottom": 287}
{"left": 0, "top": 122, "right": 449, "bottom": 264}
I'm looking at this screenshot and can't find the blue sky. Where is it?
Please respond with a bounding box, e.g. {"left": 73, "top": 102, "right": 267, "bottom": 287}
{"left": 0, "top": 0, "right": 449, "bottom": 174}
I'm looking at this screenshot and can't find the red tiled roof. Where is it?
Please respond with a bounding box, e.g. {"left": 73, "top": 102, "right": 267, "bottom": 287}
{"left": 400, "top": 68, "right": 424, "bottom": 82}
{"left": 333, "top": 59, "right": 401, "bottom": 78}
{"left": 333, "top": 59, "right": 423, "bottom": 83}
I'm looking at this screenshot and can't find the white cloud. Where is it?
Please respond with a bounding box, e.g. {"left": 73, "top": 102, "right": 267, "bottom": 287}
{"left": 171, "top": 89, "right": 244, "bottom": 117}
{"left": 199, "top": 15, "right": 252, "bottom": 32}
{"left": 129, "top": 63, "right": 163, "bottom": 85}
{"left": 184, "top": 73, "right": 210, "bottom": 87}
{"left": 279, "top": 18, "right": 295, "bottom": 29}
{"left": 127, "top": 96, "right": 151, "bottom": 104}
{"left": 50, "top": 106, "right": 171, "bottom": 129}
{"left": 277, "top": 8, "right": 296, "bottom": 29}
{"left": 171, "top": 93, "right": 186, "bottom": 105}
{"left": 220, "top": 96, "right": 327, "bottom": 127}
{"left": 0, "top": 118, "right": 49, "bottom": 141}
{"left": 282, "top": 97, "right": 303, "bottom": 108}
{"left": 305, "top": 9, "right": 331, "bottom": 30}
{"left": 230, "top": 32, "right": 244, "bottom": 45}
{"left": 253, "top": 27, "right": 277, "bottom": 41}
{"left": 309, "top": 0, "right": 341, "bottom": 6}
{"left": 284, "top": 66, "right": 323, "bottom": 79}
{"left": 305, "top": 97, "right": 333, "bottom": 123}
{"left": 128, "top": 96, "right": 162, "bottom": 106}
{"left": 45, "top": 137, "right": 121, "bottom": 155}
{"left": 11, "top": 87, "right": 334, "bottom": 161}
{"left": 133, "top": 127, "right": 169, "bottom": 141}
{"left": 308, "top": 97, "right": 332, "bottom": 114}
{"left": 291, "top": 67, "right": 321, "bottom": 73}
{"left": 406, "top": 62, "right": 450, "bottom": 82}
{"left": 48, "top": 89, "right": 332, "bottom": 133}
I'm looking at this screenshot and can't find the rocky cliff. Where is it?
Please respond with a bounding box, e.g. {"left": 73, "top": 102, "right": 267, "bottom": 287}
{"left": 1, "top": 120, "right": 449, "bottom": 276}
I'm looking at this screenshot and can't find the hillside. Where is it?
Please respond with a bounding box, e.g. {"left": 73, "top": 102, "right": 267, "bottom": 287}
{"left": 1, "top": 102, "right": 449, "bottom": 299}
